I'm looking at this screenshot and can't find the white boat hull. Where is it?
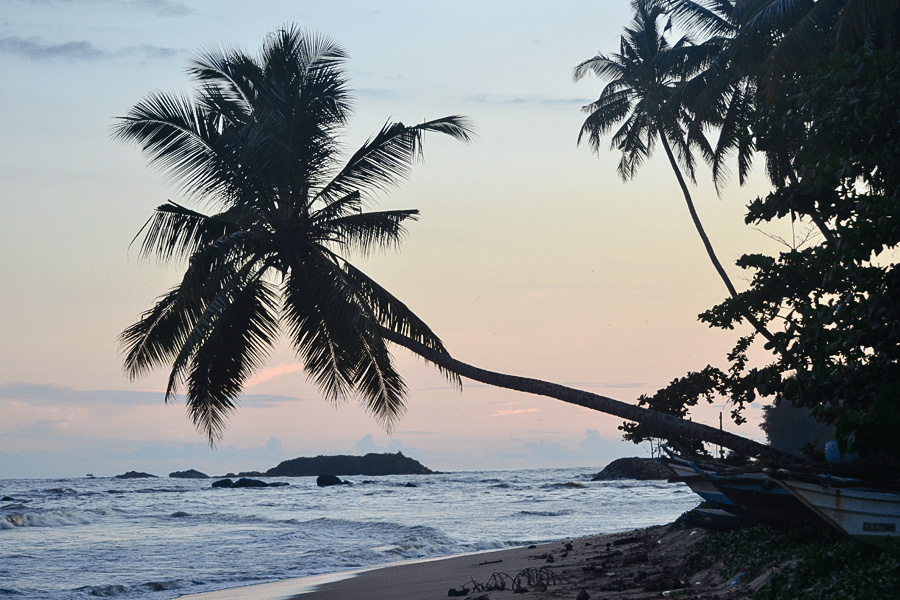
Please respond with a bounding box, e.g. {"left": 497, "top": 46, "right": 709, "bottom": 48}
{"left": 776, "top": 477, "right": 900, "bottom": 545}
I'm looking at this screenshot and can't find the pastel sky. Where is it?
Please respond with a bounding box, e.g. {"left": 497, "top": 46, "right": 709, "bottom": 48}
{"left": 1, "top": 1, "right": 789, "bottom": 478}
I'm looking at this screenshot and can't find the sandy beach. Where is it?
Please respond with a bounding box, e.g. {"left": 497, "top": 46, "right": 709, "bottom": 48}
{"left": 285, "top": 524, "right": 778, "bottom": 600}
{"left": 166, "top": 521, "right": 796, "bottom": 600}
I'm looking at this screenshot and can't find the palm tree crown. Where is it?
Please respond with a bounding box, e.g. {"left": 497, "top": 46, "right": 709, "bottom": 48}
{"left": 114, "top": 27, "right": 473, "bottom": 443}
{"left": 574, "top": 0, "right": 712, "bottom": 183}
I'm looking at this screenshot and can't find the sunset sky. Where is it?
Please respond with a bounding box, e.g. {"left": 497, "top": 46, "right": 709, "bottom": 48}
{"left": 1, "top": 1, "right": 789, "bottom": 478}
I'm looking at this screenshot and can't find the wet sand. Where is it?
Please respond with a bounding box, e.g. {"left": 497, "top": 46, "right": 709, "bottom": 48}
{"left": 183, "top": 523, "right": 782, "bottom": 600}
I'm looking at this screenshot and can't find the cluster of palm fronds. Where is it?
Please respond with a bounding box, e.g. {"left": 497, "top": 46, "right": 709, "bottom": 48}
{"left": 114, "top": 26, "right": 473, "bottom": 442}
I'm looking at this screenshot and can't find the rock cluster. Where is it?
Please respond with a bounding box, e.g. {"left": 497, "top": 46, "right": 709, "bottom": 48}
{"left": 114, "top": 471, "right": 157, "bottom": 479}
{"left": 591, "top": 458, "right": 671, "bottom": 481}
{"left": 316, "top": 474, "right": 351, "bottom": 487}
{"left": 169, "top": 469, "right": 209, "bottom": 479}
{"left": 212, "top": 478, "right": 290, "bottom": 488}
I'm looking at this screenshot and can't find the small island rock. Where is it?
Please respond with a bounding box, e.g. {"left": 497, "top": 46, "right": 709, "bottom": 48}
{"left": 212, "top": 478, "right": 234, "bottom": 488}
{"left": 268, "top": 451, "right": 432, "bottom": 477}
{"left": 591, "top": 458, "right": 671, "bottom": 481}
{"left": 169, "top": 469, "right": 209, "bottom": 479}
{"left": 115, "top": 471, "right": 157, "bottom": 479}
{"left": 232, "top": 478, "right": 269, "bottom": 488}
{"left": 316, "top": 474, "right": 350, "bottom": 487}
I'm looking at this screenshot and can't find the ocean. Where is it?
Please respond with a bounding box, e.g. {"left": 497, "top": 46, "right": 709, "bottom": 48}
{"left": 1, "top": 467, "right": 699, "bottom": 599}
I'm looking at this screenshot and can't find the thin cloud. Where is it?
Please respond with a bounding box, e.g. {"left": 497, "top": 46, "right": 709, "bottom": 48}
{"left": 132, "top": 0, "right": 193, "bottom": 16}
{"left": 0, "top": 35, "right": 183, "bottom": 62}
{"left": 0, "top": 36, "right": 106, "bottom": 60}
{"left": 14, "top": 0, "right": 194, "bottom": 17}
{"left": 0, "top": 382, "right": 304, "bottom": 408}
{"left": 245, "top": 363, "right": 305, "bottom": 388}
{"left": 464, "top": 93, "right": 590, "bottom": 108}
{"left": 492, "top": 408, "right": 541, "bottom": 417}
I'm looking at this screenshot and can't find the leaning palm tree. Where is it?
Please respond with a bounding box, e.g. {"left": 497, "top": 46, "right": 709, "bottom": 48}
{"left": 114, "top": 27, "right": 472, "bottom": 442}
{"left": 574, "top": 0, "right": 786, "bottom": 353}
{"left": 117, "top": 26, "right": 798, "bottom": 463}
{"left": 573, "top": 1, "right": 746, "bottom": 304}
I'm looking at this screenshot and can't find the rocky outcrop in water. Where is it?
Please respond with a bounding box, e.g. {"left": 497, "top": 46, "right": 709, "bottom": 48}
{"left": 115, "top": 471, "right": 157, "bottom": 479}
{"left": 169, "top": 469, "right": 209, "bottom": 479}
{"left": 591, "top": 458, "right": 671, "bottom": 481}
{"left": 267, "top": 451, "right": 433, "bottom": 477}
{"left": 316, "top": 474, "right": 350, "bottom": 487}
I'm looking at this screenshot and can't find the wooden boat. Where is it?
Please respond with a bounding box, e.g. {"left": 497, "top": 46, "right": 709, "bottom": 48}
{"left": 661, "top": 456, "right": 737, "bottom": 511}
{"left": 769, "top": 470, "right": 900, "bottom": 546}
{"left": 662, "top": 455, "right": 820, "bottom": 530}
{"left": 701, "top": 470, "right": 821, "bottom": 530}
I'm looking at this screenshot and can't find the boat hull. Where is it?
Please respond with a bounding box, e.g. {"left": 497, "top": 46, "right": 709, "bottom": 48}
{"left": 774, "top": 476, "right": 900, "bottom": 546}
{"left": 705, "top": 472, "right": 821, "bottom": 530}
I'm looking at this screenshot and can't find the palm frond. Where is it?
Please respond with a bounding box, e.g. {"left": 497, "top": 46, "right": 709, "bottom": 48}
{"left": 280, "top": 252, "right": 362, "bottom": 403}
{"left": 320, "top": 208, "right": 419, "bottom": 255}
{"left": 183, "top": 271, "right": 280, "bottom": 443}
{"left": 164, "top": 257, "right": 275, "bottom": 400}
{"left": 131, "top": 201, "right": 257, "bottom": 263}
{"left": 577, "top": 85, "right": 633, "bottom": 153}
{"left": 342, "top": 262, "right": 462, "bottom": 390}
{"left": 667, "top": 0, "right": 737, "bottom": 37}
{"left": 111, "top": 92, "right": 232, "bottom": 204}
{"left": 120, "top": 285, "right": 199, "bottom": 381}
{"left": 762, "top": 0, "right": 844, "bottom": 93}
{"left": 316, "top": 116, "right": 474, "bottom": 204}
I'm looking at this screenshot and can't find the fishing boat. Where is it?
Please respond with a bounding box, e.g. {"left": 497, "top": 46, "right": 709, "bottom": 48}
{"left": 768, "top": 469, "right": 900, "bottom": 546}
{"left": 701, "top": 469, "right": 821, "bottom": 530}
{"left": 661, "top": 456, "right": 736, "bottom": 511}
{"left": 662, "top": 455, "right": 820, "bottom": 530}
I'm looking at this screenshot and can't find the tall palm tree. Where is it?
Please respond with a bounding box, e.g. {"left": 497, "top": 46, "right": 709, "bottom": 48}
{"left": 573, "top": 1, "right": 762, "bottom": 314}
{"left": 117, "top": 26, "right": 798, "bottom": 463}
{"left": 114, "top": 27, "right": 472, "bottom": 442}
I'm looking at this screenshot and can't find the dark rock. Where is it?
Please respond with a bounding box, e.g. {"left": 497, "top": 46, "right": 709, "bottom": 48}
{"left": 404, "top": 482, "right": 418, "bottom": 487}
{"left": 564, "top": 542, "right": 573, "bottom": 551}
{"left": 267, "top": 481, "right": 290, "bottom": 487}
{"left": 576, "top": 590, "right": 590, "bottom": 600}
{"left": 212, "top": 479, "right": 234, "bottom": 488}
{"left": 1, "top": 496, "right": 13, "bottom": 502}
{"left": 115, "top": 471, "right": 157, "bottom": 479}
{"left": 447, "top": 587, "right": 469, "bottom": 597}
{"left": 316, "top": 474, "right": 350, "bottom": 487}
{"left": 513, "top": 587, "right": 528, "bottom": 594}
{"left": 591, "top": 457, "right": 671, "bottom": 481}
{"left": 169, "top": 469, "right": 209, "bottom": 479}
{"left": 267, "top": 451, "right": 433, "bottom": 477}
{"left": 232, "top": 478, "right": 268, "bottom": 488}
{"left": 470, "top": 595, "right": 491, "bottom": 600}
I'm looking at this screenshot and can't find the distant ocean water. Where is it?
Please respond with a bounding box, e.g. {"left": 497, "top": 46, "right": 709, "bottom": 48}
{"left": 1, "top": 467, "right": 698, "bottom": 599}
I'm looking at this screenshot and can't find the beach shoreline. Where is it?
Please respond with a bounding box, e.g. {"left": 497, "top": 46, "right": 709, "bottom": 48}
{"left": 177, "top": 522, "right": 781, "bottom": 600}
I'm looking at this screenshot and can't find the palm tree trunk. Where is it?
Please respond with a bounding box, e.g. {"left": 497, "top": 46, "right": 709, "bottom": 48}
{"left": 658, "top": 132, "right": 788, "bottom": 355}
{"left": 659, "top": 132, "right": 739, "bottom": 297}
{"left": 381, "top": 328, "right": 802, "bottom": 465}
